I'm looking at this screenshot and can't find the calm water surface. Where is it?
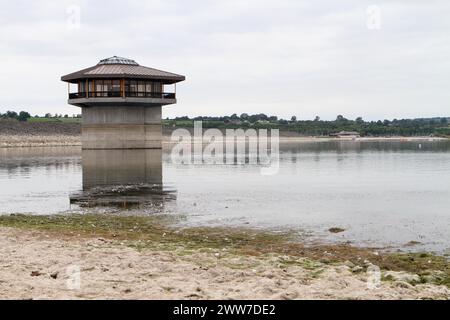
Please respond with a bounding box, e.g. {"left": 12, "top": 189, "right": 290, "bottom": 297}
{"left": 1, "top": 140, "right": 450, "bottom": 253}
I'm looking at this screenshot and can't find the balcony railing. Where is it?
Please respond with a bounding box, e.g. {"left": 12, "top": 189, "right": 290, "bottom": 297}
{"left": 69, "top": 91, "right": 176, "bottom": 99}
{"left": 125, "top": 92, "right": 176, "bottom": 99}
{"left": 89, "top": 91, "right": 122, "bottom": 98}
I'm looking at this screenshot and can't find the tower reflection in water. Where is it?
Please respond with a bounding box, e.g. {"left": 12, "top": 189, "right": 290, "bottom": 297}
{"left": 70, "top": 149, "right": 176, "bottom": 209}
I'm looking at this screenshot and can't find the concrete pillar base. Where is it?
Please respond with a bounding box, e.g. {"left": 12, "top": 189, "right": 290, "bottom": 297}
{"left": 81, "top": 149, "right": 162, "bottom": 189}
{"left": 81, "top": 105, "right": 162, "bottom": 150}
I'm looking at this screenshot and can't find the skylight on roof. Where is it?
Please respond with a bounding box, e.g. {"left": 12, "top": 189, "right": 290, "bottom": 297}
{"left": 98, "top": 56, "right": 139, "bottom": 66}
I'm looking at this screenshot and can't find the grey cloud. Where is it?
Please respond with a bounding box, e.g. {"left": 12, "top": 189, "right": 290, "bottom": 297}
{"left": 0, "top": 0, "right": 449, "bottom": 119}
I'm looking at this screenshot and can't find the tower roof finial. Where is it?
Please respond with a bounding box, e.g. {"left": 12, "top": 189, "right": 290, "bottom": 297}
{"left": 98, "top": 56, "right": 139, "bottom": 66}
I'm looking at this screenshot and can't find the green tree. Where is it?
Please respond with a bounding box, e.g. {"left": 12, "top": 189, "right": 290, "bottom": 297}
{"left": 18, "top": 111, "right": 31, "bottom": 122}
{"left": 240, "top": 113, "right": 249, "bottom": 121}
{"left": 5, "top": 111, "right": 18, "bottom": 119}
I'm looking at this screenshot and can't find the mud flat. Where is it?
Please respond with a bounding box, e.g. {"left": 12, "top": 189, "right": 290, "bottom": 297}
{"left": 0, "top": 214, "right": 448, "bottom": 300}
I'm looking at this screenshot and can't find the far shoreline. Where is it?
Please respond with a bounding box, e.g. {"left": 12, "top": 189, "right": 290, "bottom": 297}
{"left": 0, "top": 134, "right": 448, "bottom": 149}
{"left": 1, "top": 120, "right": 448, "bottom": 148}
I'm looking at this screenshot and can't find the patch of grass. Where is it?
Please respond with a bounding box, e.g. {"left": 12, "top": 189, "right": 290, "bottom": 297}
{"left": 310, "top": 269, "right": 325, "bottom": 279}
{"left": 381, "top": 252, "right": 448, "bottom": 274}
{"left": 381, "top": 274, "right": 395, "bottom": 282}
{"left": 381, "top": 253, "right": 450, "bottom": 287}
{"left": 0, "top": 214, "right": 290, "bottom": 253}
{"left": 27, "top": 117, "right": 81, "bottom": 123}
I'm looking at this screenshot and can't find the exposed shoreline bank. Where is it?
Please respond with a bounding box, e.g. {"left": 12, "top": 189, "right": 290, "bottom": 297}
{"left": 1, "top": 121, "right": 448, "bottom": 148}
{"left": 0, "top": 214, "right": 448, "bottom": 300}
{"left": 1, "top": 134, "right": 447, "bottom": 149}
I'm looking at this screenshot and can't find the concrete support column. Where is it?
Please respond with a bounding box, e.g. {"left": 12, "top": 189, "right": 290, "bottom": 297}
{"left": 81, "top": 105, "right": 162, "bottom": 149}
{"left": 81, "top": 149, "right": 162, "bottom": 188}
{"left": 70, "top": 149, "right": 165, "bottom": 208}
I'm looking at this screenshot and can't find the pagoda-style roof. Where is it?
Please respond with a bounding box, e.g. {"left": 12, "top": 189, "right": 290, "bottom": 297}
{"left": 61, "top": 56, "right": 185, "bottom": 84}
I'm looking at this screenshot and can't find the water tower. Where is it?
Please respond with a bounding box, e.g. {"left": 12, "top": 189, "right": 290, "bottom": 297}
{"left": 61, "top": 56, "right": 185, "bottom": 149}
{"left": 63, "top": 57, "right": 184, "bottom": 207}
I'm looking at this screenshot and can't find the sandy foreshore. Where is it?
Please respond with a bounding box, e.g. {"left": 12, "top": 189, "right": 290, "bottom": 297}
{"left": 0, "top": 215, "right": 448, "bottom": 300}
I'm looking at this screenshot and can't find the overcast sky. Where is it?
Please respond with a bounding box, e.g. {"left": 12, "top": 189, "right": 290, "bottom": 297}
{"left": 1, "top": 0, "right": 449, "bottom": 120}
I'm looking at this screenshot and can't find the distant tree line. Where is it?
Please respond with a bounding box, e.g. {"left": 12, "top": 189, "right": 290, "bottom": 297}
{"left": 43, "top": 113, "right": 81, "bottom": 118}
{"left": 0, "top": 110, "right": 31, "bottom": 122}
{"left": 165, "top": 114, "right": 450, "bottom": 137}
{"left": 1, "top": 109, "right": 449, "bottom": 136}
{"left": 0, "top": 110, "right": 81, "bottom": 121}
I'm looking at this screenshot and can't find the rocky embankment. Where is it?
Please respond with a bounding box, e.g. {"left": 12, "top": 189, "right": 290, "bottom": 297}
{"left": 0, "top": 121, "right": 81, "bottom": 147}
{"left": 1, "top": 120, "right": 447, "bottom": 148}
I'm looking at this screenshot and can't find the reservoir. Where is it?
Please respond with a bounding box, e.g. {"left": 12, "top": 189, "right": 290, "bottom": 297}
{"left": 1, "top": 140, "right": 450, "bottom": 253}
